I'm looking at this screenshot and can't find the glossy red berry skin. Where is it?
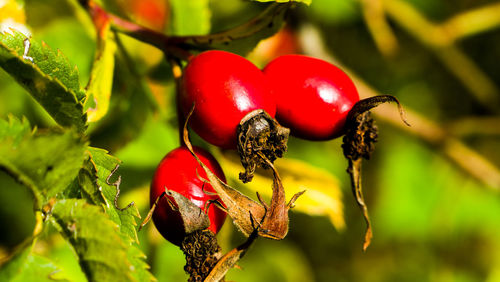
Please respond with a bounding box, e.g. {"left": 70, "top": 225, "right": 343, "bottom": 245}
{"left": 263, "top": 55, "right": 360, "bottom": 140}
{"left": 179, "top": 50, "right": 276, "bottom": 149}
{"left": 150, "top": 146, "right": 226, "bottom": 246}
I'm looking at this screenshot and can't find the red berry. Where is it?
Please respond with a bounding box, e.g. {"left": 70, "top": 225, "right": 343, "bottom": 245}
{"left": 150, "top": 146, "right": 226, "bottom": 245}
{"left": 263, "top": 55, "right": 360, "bottom": 140}
{"left": 178, "top": 50, "right": 276, "bottom": 148}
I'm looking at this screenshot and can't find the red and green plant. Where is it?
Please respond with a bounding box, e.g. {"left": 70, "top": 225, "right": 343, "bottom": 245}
{"left": 1, "top": 0, "right": 499, "bottom": 281}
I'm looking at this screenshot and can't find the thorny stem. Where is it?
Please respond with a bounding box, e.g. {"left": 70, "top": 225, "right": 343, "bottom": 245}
{"left": 81, "top": 0, "right": 193, "bottom": 61}
{"left": 80, "top": 1, "right": 293, "bottom": 63}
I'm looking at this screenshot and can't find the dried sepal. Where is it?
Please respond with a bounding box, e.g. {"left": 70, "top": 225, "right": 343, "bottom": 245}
{"left": 167, "top": 189, "right": 211, "bottom": 234}
{"left": 138, "top": 188, "right": 210, "bottom": 234}
{"left": 183, "top": 105, "right": 303, "bottom": 240}
{"left": 256, "top": 154, "right": 305, "bottom": 240}
{"left": 183, "top": 116, "right": 264, "bottom": 237}
{"left": 342, "top": 95, "right": 410, "bottom": 251}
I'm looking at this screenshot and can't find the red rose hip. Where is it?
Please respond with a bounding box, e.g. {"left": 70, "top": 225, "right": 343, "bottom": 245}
{"left": 179, "top": 50, "right": 290, "bottom": 183}
{"left": 179, "top": 50, "right": 276, "bottom": 148}
{"left": 150, "top": 146, "right": 226, "bottom": 246}
{"left": 263, "top": 54, "right": 360, "bottom": 140}
{"left": 264, "top": 54, "right": 409, "bottom": 251}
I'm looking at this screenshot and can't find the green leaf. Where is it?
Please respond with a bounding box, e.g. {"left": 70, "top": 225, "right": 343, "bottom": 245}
{"left": 0, "top": 239, "right": 71, "bottom": 282}
{"left": 0, "top": 118, "right": 87, "bottom": 207}
{"left": 86, "top": 147, "right": 155, "bottom": 281}
{"left": 85, "top": 20, "right": 117, "bottom": 122}
{"left": 50, "top": 199, "right": 136, "bottom": 281}
{"left": 169, "top": 0, "right": 211, "bottom": 35}
{"left": 0, "top": 241, "right": 32, "bottom": 281}
{"left": 0, "top": 29, "right": 86, "bottom": 132}
{"left": 88, "top": 47, "right": 155, "bottom": 152}
{"left": 171, "top": 3, "right": 291, "bottom": 56}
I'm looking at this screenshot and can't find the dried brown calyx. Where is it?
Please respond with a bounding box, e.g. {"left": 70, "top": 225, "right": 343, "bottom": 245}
{"left": 132, "top": 105, "right": 307, "bottom": 280}
{"left": 141, "top": 189, "right": 222, "bottom": 281}
{"left": 183, "top": 106, "right": 303, "bottom": 240}
{"left": 341, "top": 95, "right": 410, "bottom": 251}
{"left": 237, "top": 109, "right": 290, "bottom": 183}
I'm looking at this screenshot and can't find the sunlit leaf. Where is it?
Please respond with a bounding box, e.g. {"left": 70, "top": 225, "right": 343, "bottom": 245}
{"left": 0, "top": 118, "right": 87, "bottom": 206}
{"left": 43, "top": 237, "right": 87, "bottom": 282}
{"left": 85, "top": 18, "right": 117, "bottom": 122}
{"left": 0, "top": 29, "right": 86, "bottom": 132}
{"left": 50, "top": 199, "right": 136, "bottom": 281}
{"left": 169, "top": 0, "right": 211, "bottom": 35}
{"left": 218, "top": 151, "right": 345, "bottom": 230}
{"left": 0, "top": 240, "right": 73, "bottom": 282}
{"left": 88, "top": 46, "right": 155, "bottom": 152}
{"left": 0, "top": 241, "right": 31, "bottom": 281}
{"left": 87, "top": 147, "right": 155, "bottom": 281}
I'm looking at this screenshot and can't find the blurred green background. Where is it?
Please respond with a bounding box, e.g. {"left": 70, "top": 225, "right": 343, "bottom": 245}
{"left": 1, "top": 0, "right": 500, "bottom": 281}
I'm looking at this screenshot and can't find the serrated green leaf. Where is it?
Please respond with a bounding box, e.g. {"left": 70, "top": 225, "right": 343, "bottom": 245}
{"left": 0, "top": 29, "right": 86, "bottom": 132}
{"left": 171, "top": 3, "right": 291, "bottom": 56}
{"left": 43, "top": 237, "right": 87, "bottom": 282}
{"left": 170, "top": 0, "right": 211, "bottom": 35}
{"left": 86, "top": 147, "right": 155, "bottom": 281}
{"left": 85, "top": 20, "right": 117, "bottom": 123}
{"left": 50, "top": 199, "right": 135, "bottom": 281}
{"left": 0, "top": 120, "right": 87, "bottom": 207}
{"left": 10, "top": 254, "right": 70, "bottom": 282}
{"left": 87, "top": 147, "right": 140, "bottom": 242}
{"left": 0, "top": 237, "right": 71, "bottom": 282}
